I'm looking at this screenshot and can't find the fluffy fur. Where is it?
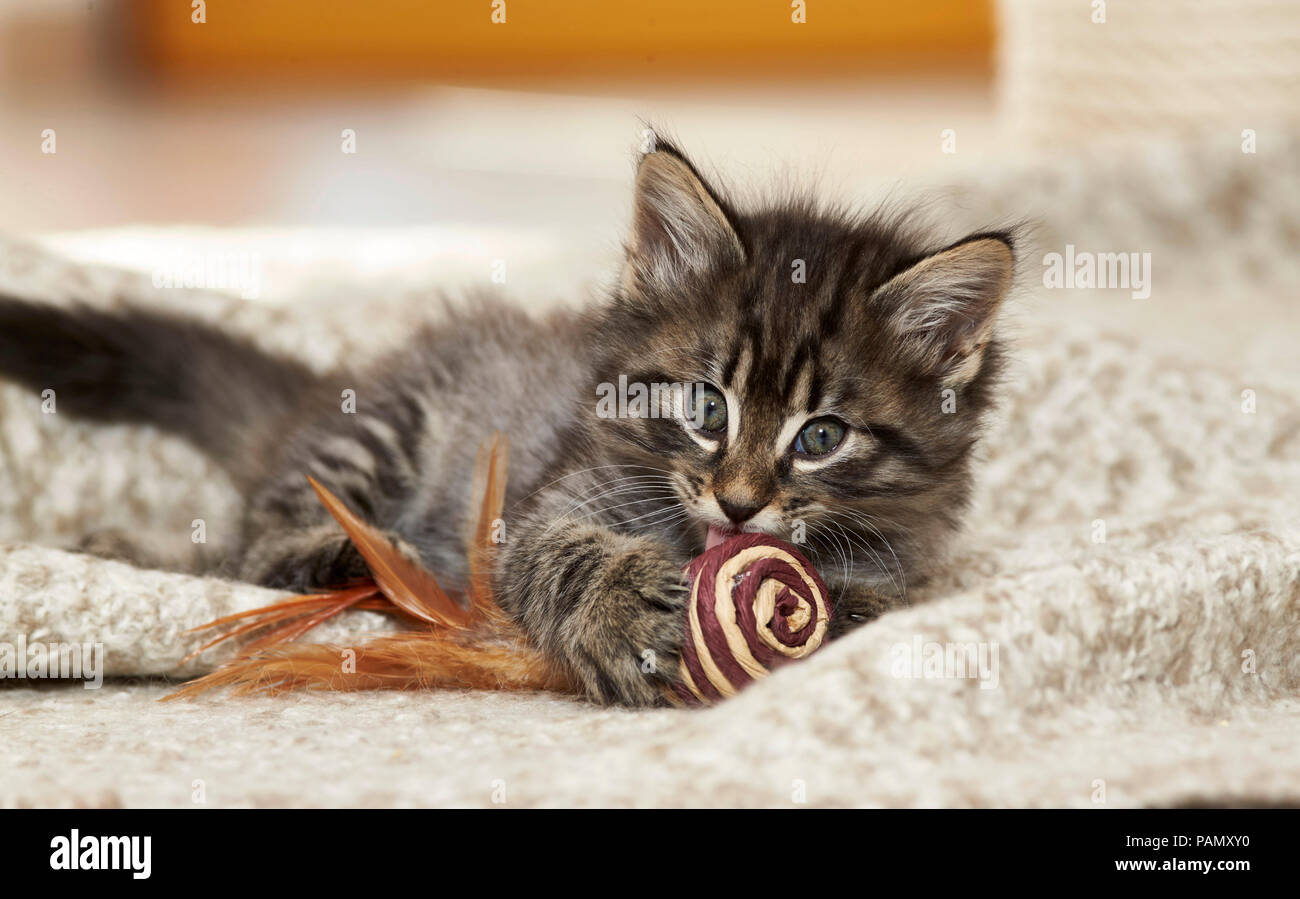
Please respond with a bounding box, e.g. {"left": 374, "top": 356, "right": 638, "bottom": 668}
{"left": 0, "top": 139, "right": 1015, "bottom": 706}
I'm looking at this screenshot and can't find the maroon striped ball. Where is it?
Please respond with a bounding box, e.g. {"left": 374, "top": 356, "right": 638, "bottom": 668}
{"left": 673, "top": 533, "right": 831, "bottom": 706}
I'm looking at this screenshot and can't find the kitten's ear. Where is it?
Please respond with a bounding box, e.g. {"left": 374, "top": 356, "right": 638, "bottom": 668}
{"left": 623, "top": 145, "right": 744, "bottom": 294}
{"left": 873, "top": 235, "right": 1014, "bottom": 386}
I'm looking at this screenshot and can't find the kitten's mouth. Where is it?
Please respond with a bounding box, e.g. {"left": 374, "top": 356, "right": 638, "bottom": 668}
{"left": 705, "top": 524, "right": 738, "bottom": 551}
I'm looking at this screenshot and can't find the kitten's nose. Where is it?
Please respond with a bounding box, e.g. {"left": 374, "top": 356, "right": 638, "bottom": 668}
{"left": 717, "top": 496, "right": 762, "bottom": 525}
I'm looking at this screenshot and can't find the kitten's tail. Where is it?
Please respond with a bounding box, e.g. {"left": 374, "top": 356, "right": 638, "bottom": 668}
{"left": 0, "top": 295, "right": 318, "bottom": 483}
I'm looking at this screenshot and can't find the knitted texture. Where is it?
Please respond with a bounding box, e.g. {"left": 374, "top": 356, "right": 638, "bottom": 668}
{"left": 3, "top": 129, "right": 1300, "bottom": 807}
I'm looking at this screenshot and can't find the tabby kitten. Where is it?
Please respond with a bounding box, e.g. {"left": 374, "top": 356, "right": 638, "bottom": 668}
{"left": 0, "top": 140, "right": 1014, "bottom": 707}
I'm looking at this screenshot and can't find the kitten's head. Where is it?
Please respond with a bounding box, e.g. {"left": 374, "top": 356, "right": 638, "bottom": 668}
{"left": 590, "top": 141, "right": 1014, "bottom": 599}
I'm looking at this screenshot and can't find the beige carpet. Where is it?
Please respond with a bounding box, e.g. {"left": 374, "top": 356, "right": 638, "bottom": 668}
{"left": 2, "top": 132, "right": 1299, "bottom": 808}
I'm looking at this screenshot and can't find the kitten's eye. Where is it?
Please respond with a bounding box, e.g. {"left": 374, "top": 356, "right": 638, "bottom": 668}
{"left": 794, "top": 418, "right": 846, "bottom": 456}
{"left": 689, "top": 385, "right": 728, "bottom": 434}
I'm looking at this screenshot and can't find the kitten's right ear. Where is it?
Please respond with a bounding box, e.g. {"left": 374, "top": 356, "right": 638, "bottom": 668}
{"left": 623, "top": 144, "right": 745, "bottom": 295}
{"left": 872, "top": 235, "right": 1014, "bottom": 387}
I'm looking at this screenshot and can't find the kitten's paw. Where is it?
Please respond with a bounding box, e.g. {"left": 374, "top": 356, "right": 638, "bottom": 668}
{"left": 826, "top": 582, "right": 900, "bottom": 638}
{"left": 564, "top": 548, "right": 689, "bottom": 707}
{"left": 238, "top": 524, "right": 400, "bottom": 591}
{"left": 76, "top": 527, "right": 159, "bottom": 568}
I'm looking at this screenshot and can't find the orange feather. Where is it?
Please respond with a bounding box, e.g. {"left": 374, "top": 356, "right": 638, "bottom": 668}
{"left": 165, "top": 433, "right": 574, "bottom": 700}
{"left": 306, "top": 475, "right": 468, "bottom": 628}
{"left": 466, "top": 430, "right": 512, "bottom": 626}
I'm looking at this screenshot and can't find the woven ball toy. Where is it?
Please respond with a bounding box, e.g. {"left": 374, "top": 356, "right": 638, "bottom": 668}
{"left": 672, "top": 533, "right": 832, "bottom": 706}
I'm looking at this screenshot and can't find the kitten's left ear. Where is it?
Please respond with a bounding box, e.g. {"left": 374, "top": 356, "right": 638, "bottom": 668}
{"left": 872, "top": 235, "right": 1014, "bottom": 386}
{"left": 623, "top": 144, "right": 745, "bottom": 295}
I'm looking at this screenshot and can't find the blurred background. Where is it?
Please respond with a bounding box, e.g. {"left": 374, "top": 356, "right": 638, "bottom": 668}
{"left": 0, "top": 0, "right": 1000, "bottom": 232}
{"left": 0, "top": 0, "right": 1296, "bottom": 366}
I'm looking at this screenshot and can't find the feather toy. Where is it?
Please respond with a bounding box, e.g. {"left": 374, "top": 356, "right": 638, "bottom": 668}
{"left": 166, "top": 432, "right": 572, "bottom": 699}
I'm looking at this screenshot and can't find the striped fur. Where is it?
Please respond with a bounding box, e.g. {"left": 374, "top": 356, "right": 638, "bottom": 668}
{"left": 0, "top": 140, "right": 1015, "bottom": 707}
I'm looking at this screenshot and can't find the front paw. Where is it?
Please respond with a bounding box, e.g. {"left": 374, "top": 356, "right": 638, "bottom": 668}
{"left": 564, "top": 549, "right": 688, "bottom": 707}
{"left": 827, "top": 581, "right": 899, "bottom": 639}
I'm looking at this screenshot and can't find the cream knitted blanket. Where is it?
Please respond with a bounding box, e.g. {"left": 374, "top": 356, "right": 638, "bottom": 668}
{"left": 2, "top": 133, "right": 1298, "bottom": 808}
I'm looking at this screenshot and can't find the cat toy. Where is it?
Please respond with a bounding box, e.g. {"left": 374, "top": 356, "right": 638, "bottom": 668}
{"left": 168, "top": 434, "right": 832, "bottom": 706}
{"left": 673, "top": 533, "right": 829, "bottom": 705}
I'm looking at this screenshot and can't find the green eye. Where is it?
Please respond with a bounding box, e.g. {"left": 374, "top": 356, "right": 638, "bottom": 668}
{"left": 690, "top": 385, "right": 728, "bottom": 434}
{"left": 794, "top": 418, "right": 846, "bottom": 456}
